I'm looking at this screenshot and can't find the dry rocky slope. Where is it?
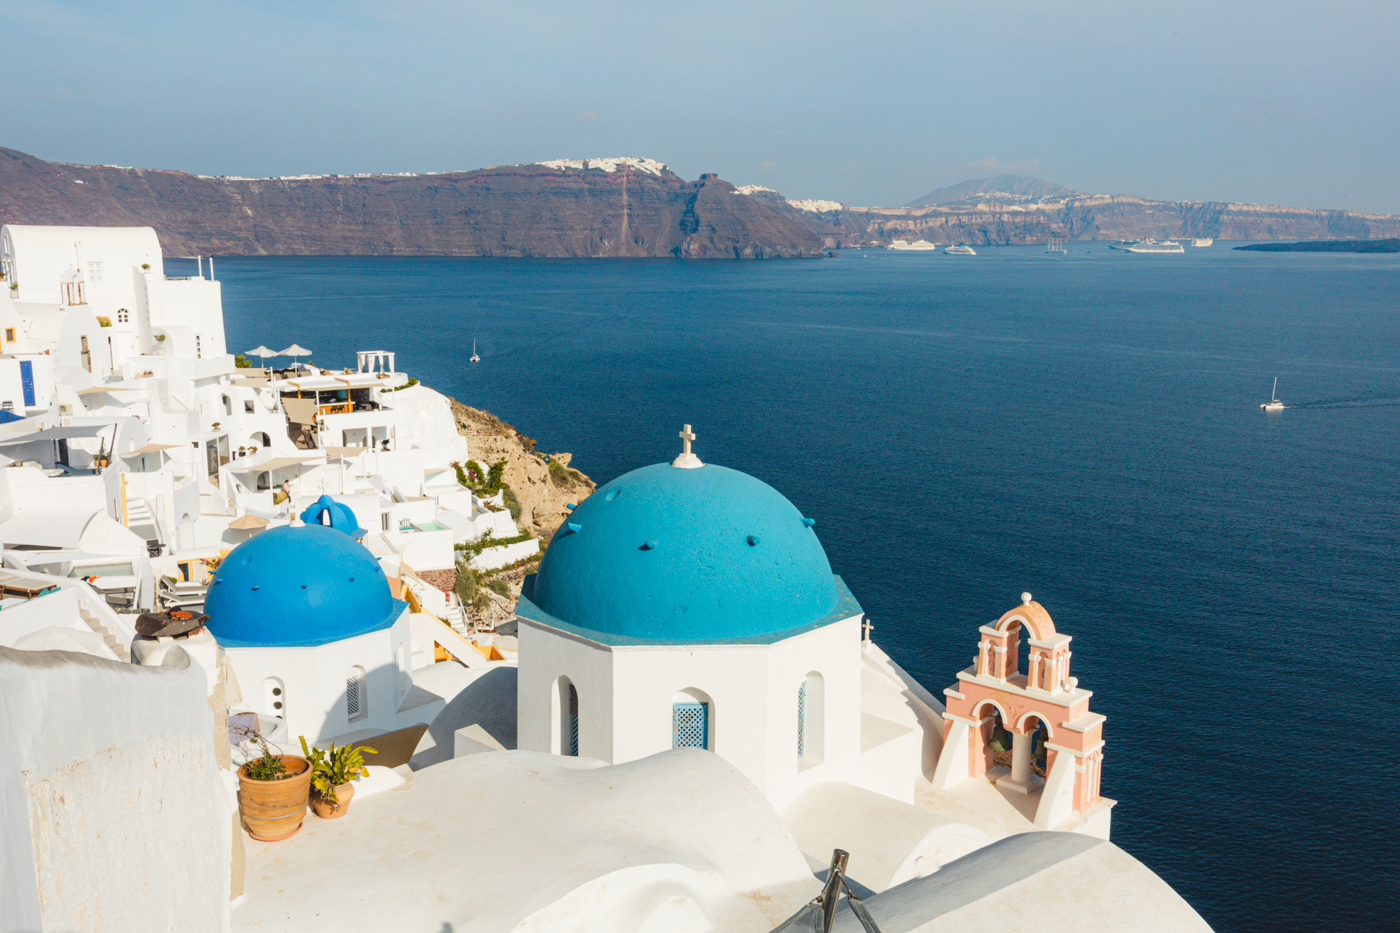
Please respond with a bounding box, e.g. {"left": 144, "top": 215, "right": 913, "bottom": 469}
{"left": 449, "top": 399, "right": 594, "bottom": 542}
{"left": 0, "top": 148, "right": 823, "bottom": 258}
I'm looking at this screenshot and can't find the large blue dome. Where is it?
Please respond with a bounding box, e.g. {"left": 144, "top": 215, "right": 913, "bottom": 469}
{"left": 519, "top": 462, "right": 856, "bottom": 643}
{"left": 205, "top": 523, "right": 402, "bottom": 648}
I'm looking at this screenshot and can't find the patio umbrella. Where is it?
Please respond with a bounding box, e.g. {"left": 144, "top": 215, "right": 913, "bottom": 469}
{"left": 245, "top": 346, "right": 277, "bottom": 364}
{"left": 279, "top": 344, "right": 312, "bottom": 359}
{"left": 228, "top": 513, "right": 271, "bottom": 531}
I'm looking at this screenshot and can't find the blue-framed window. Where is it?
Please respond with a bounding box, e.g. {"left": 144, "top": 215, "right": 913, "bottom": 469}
{"left": 672, "top": 701, "right": 709, "bottom": 750}
{"left": 567, "top": 684, "right": 579, "bottom": 757}
{"left": 797, "top": 681, "right": 807, "bottom": 758}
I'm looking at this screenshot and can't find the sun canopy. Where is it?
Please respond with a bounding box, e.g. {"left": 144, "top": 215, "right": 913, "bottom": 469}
{"left": 228, "top": 513, "right": 271, "bottom": 530}
{"left": 279, "top": 344, "right": 312, "bottom": 357}
{"left": 245, "top": 346, "right": 278, "bottom": 359}
{"left": 76, "top": 385, "right": 144, "bottom": 396}
{"left": 0, "top": 424, "right": 113, "bottom": 446}
{"left": 120, "top": 443, "right": 177, "bottom": 458}
{"left": 229, "top": 453, "right": 323, "bottom": 473}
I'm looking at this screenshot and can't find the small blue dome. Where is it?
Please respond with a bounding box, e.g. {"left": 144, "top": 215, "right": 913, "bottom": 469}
{"left": 299, "top": 495, "right": 365, "bottom": 538}
{"left": 521, "top": 463, "right": 848, "bottom": 643}
{"left": 205, "top": 524, "right": 401, "bottom": 648}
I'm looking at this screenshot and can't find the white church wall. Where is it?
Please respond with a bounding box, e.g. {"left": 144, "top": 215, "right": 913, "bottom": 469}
{"left": 608, "top": 643, "right": 773, "bottom": 781}
{"left": 760, "top": 617, "right": 865, "bottom": 810}
{"left": 517, "top": 621, "right": 617, "bottom": 760}
{"left": 518, "top": 617, "right": 885, "bottom": 809}
{"left": 221, "top": 614, "right": 419, "bottom": 746}
{"left": 0, "top": 645, "right": 229, "bottom": 933}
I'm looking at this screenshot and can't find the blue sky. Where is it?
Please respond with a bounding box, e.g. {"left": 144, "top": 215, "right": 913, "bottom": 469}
{"left": 4, "top": 0, "right": 1398, "bottom": 212}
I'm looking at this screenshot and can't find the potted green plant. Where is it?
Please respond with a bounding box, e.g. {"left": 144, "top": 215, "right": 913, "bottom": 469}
{"left": 235, "top": 728, "right": 313, "bottom": 841}
{"left": 300, "top": 736, "right": 376, "bottom": 819}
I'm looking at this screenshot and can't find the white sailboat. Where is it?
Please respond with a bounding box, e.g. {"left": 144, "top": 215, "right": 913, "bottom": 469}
{"left": 470, "top": 340, "right": 481, "bottom": 364}
{"left": 1260, "top": 377, "right": 1284, "bottom": 411}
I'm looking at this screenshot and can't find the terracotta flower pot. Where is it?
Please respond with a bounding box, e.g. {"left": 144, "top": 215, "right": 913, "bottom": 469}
{"left": 237, "top": 755, "right": 312, "bottom": 841}
{"left": 310, "top": 780, "right": 355, "bottom": 819}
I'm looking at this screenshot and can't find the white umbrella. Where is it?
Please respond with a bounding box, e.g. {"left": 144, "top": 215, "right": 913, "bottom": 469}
{"left": 279, "top": 344, "right": 312, "bottom": 358}
{"left": 245, "top": 345, "right": 277, "bottom": 361}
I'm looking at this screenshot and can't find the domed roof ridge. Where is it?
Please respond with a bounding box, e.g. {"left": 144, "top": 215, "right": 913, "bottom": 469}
{"left": 205, "top": 523, "right": 401, "bottom": 647}
{"left": 522, "top": 461, "right": 852, "bottom": 643}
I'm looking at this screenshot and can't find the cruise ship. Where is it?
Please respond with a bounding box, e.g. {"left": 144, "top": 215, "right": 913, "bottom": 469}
{"left": 944, "top": 244, "right": 977, "bottom": 255}
{"left": 1192, "top": 238, "right": 1213, "bottom": 247}
{"left": 1125, "top": 239, "right": 1185, "bottom": 254}
{"left": 887, "top": 238, "right": 939, "bottom": 251}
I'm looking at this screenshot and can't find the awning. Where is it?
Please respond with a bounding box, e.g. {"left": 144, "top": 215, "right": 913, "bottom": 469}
{"left": 0, "top": 424, "right": 113, "bottom": 446}
{"left": 324, "top": 446, "right": 370, "bottom": 460}
{"left": 229, "top": 454, "right": 323, "bottom": 473}
{"left": 120, "top": 443, "right": 178, "bottom": 458}
{"left": 76, "top": 385, "right": 145, "bottom": 395}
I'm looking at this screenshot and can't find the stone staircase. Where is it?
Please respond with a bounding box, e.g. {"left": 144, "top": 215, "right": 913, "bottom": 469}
{"left": 124, "top": 495, "right": 163, "bottom": 555}
{"left": 75, "top": 589, "right": 131, "bottom": 661}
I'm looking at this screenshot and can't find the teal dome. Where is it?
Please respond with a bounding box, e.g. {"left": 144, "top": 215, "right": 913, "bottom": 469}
{"left": 205, "top": 523, "right": 402, "bottom": 648}
{"left": 299, "top": 494, "right": 365, "bottom": 538}
{"left": 521, "top": 463, "right": 848, "bottom": 643}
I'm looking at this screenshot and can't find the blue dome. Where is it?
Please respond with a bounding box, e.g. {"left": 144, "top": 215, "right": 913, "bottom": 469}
{"left": 299, "top": 495, "right": 365, "bottom": 538}
{"left": 205, "top": 523, "right": 402, "bottom": 648}
{"left": 520, "top": 462, "right": 854, "bottom": 643}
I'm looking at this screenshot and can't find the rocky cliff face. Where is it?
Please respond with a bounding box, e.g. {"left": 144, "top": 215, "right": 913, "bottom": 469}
{"left": 448, "top": 399, "right": 593, "bottom": 542}
{"left": 770, "top": 193, "right": 1400, "bottom": 247}
{"left": 734, "top": 181, "right": 1400, "bottom": 247}
{"left": 0, "top": 148, "right": 825, "bottom": 258}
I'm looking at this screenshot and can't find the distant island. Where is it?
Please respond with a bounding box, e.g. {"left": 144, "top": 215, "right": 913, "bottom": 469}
{"left": 1234, "top": 239, "right": 1400, "bottom": 253}
{"left": 3, "top": 146, "right": 1399, "bottom": 256}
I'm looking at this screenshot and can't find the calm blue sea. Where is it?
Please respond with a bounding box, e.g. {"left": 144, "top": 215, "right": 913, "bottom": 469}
{"left": 203, "top": 244, "right": 1400, "bottom": 932}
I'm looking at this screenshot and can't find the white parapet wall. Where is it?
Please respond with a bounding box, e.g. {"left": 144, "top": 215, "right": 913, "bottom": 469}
{"left": 469, "top": 538, "right": 540, "bottom": 571}
{"left": 0, "top": 646, "right": 230, "bottom": 933}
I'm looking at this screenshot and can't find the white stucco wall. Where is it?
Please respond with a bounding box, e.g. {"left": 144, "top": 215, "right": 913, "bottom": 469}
{"left": 0, "top": 646, "right": 229, "bottom": 933}
{"left": 518, "top": 616, "right": 867, "bottom": 810}
{"left": 221, "top": 613, "right": 438, "bottom": 745}
{"left": 390, "top": 383, "right": 470, "bottom": 465}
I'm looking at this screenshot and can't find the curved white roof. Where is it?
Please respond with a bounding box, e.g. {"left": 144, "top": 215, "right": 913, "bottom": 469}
{"left": 1, "top": 225, "right": 162, "bottom": 301}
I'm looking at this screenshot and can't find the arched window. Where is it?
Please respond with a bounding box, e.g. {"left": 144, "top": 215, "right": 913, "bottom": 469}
{"left": 221, "top": 394, "right": 232, "bottom": 417}
{"left": 256, "top": 471, "right": 271, "bottom": 491}
{"left": 264, "top": 677, "right": 286, "bottom": 720}
{"left": 346, "top": 666, "right": 366, "bottom": 721}
{"left": 672, "top": 688, "right": 712, "bottom": 750}
{"left": 567, "top": 684, "right": 579, "bottom": 756}
{"left": 799, "top": 672, "right": 825, "bottom": 764}
{"left": 116, "top": 308, "right": 129, "bottom": 324}
{"left": 552, "top": 676, "right": 578, "bottom": 756}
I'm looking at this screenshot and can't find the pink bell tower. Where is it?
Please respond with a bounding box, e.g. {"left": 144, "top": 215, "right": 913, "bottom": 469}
{"left": 930, "top": 593, "right": 1113, "bottom": 834}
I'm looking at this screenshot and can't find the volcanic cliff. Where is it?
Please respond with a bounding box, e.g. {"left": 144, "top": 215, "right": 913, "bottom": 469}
{"left": 0, "top": 149, "right": 824, "bottom": 259}
{"left": 758, "top": 176, "right": 1400, "bottom": 248}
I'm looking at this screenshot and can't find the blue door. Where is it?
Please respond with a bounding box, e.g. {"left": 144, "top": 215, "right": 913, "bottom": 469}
{"left": 18, "top": 360, "right": 34, "bottom": 407}
{"left": 672, "top": 702, "right": 709, "bottom": 750}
